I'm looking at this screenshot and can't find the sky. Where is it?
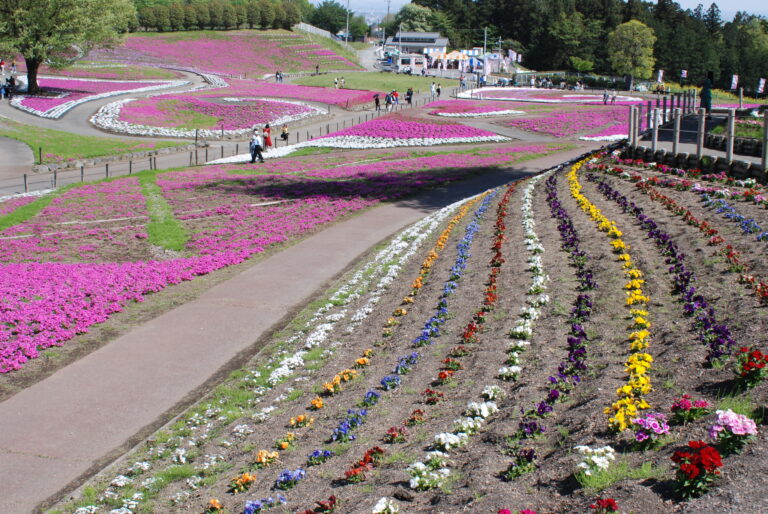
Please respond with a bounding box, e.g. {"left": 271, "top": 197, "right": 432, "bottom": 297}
{"left": 313, "top": 0, "right": 768, "bottom": 21}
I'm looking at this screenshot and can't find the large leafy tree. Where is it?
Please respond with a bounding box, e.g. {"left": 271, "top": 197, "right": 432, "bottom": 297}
{"left": 308, "top": 0, "right": 348, "bottom": 35}
{"left": 0, "top": 0, "right": 135, "bottom": 94}
{"left": 607, "top": 19, "right": 656, "bottom": 87}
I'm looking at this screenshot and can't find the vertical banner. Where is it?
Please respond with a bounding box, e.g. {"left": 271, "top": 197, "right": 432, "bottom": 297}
{"left": 680, "top": 69, "right": 687, "bottom": 78}
{"left": 731, "top": 74, "right": 739, "bottom": 89}
{"left": 656, "top": 69, "right": 664, "bottom": 83}
{"left": 516, "top": 53, "right": 522, "bottom": 63}
{"left": 757, "top": 78, "right": 765, "bottom": 94}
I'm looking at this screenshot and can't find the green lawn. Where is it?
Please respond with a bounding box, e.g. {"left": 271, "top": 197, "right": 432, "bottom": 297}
{"left": 0, "top": 117, "right": 185, "bottom": 165}
{"left": 711, "top": 122, "right": 764, "bottom": 138}
{"left": 293, "top": 71, "right": 458, "bottom": 93}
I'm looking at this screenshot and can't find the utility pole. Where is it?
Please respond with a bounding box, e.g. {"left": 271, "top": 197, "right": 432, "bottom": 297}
{"left": 483, "top": 27, "right": 487, "bottom": 77}
{"left": 345, "top": 0, "right": 350, "bottom": 45}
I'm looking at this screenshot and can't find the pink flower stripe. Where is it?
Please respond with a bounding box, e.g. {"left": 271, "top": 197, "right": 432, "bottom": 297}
{"left": 466, "top": 87, "right": 643, "bottom": 105}
{"left": 91, "top": 32, "right": 359, "bottom": 76}
{"left": 426, "top": 100, "right": 524, "bottom": 116}
{"left": 119, "top": 95, "right": 315, "bottom": 130}
{"left": 501, "top": 106, "right": 631, "bottom": 138}
{"left": 12, "top": 77, "right": 183, "bottom": 118}
{"left": 0, "top": 196, "right": 36, "bottom": 217}
{"left": 0, "top": 144, "right": 556, "bottom": 372}
{"left": 319, "top": 118, "right": 499, "bottom": 139}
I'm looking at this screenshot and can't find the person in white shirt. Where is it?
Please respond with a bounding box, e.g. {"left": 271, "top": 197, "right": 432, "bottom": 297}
{"left": 249, "top": 130, "right": 264, "bottom": 163}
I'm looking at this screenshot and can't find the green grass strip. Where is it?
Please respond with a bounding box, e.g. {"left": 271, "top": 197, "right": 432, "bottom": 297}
{"left": 0, "top": 187, "right": 73, "bottom": 232}
{"left": 138, "top": 172, "right": 189, "bottom": 251}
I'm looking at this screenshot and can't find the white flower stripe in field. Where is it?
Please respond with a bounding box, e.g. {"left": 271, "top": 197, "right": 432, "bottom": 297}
{"left": 434, "top": 109, "right": 524, "bottom": 117}
{"left": 458, "top": 87, "right": 642, "bottom": 104}
{"left": 11, "top": 77, "right": 189, "bottom": 118}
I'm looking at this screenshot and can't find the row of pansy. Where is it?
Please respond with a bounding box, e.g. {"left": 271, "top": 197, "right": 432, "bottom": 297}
{"left": 585, "top": 173, "right": 738, "bottom": 365}
{"left": 499, "top": 167, "right": 599, "bottom": 481}
{"left": 11, "top": 76, "right": 189, "bottom": 118}
{"left": 67, "top": 199, "right": 471, "bottom": 512}
{"left": 593, "top": 162, "right": 768, "bottom": 304}
{"left": 407, "top": 180, "right": 521, "bottom": 490}
{"left": 702, "top": 195, "right": 767, "bottom": 240}
{"left": 567, "top": 158, "right": 654, "bottom": 432}
{"left": 426, "top": 99, "right": 525, "bottom": 117}
{"left": 246, "top": 191, "right": 498, "bottom": 509}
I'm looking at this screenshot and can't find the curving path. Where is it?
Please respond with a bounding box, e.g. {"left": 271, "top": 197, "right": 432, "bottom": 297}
{"left": 0, "top": 136, "right": 34, "bottom": 183}
{"left": 0, "top": 144, "right": 599, "bottom": 513}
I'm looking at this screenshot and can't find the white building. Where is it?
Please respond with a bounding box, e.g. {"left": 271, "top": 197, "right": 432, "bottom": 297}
{"left": 384, "top": 32, "right": 449, "bottom": 55}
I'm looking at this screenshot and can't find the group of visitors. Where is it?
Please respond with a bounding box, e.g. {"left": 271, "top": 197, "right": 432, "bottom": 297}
{"left": 602, "top": 90, "right": 618, "bottom": 104}
{"left": 0, "top": 59, "right": 17, "bottom": 76}
{"left": 373, "top": 88, "right": 415, "bottom": 112}
{"left": 333, "top": 77, "right": 346, "bottom": 89}
{"left": 0, "top": 58, "right": 18, "bottom": 100}
{"left": 429, "top": 82, "right": 442, "bottom": 100}
{"left": 274, "top": 71, "right": 284, "bottom": 83}
{"left": 249, "top": 123, "right": 290, "bottom": 163}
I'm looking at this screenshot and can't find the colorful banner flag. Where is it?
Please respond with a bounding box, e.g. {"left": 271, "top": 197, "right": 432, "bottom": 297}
{"left": 758, "top": 78, "right": 766, "bottom": 94}
{"left": 516, "top": 53, "right": 522, "bottom": 63}
{"left": 731, "top": 74, "right": 739, "bottom": 89}
{"left": 656, "top": 69, "right": 664, "bottom": 83}
{"left": 681, "top": 69, "right": 687, "bottom": 78}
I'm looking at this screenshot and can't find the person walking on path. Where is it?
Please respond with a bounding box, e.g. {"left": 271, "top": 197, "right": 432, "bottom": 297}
{"left": 263, "top": 124, "right": 272, "bottom": 149}
{"left": 280, "top": 124, "right": 289, "bottom": 142}
{"left": 334, "top": 77, "right": 338, "bottom": 89}
{"left": 430, "top": 82, "right": 436, "bottom": 100}
{"left": 340, "top": 77, "right": 345, "bottom": 88}
{"left": 406, "top": 87, "right": 413, "bottom": 105}
{"left": 384, "top": 92, "right": 393, "bottom": 112}
{"left": 10, "top": 60, "right": 16, "bottom": 74}
{"left": 249, "top": 131, "right": 264, "bottom": 163}
{"left": 436, "top": 83, "right": 441, "bottom": 99}
{"left": 0, "top": 60, "right": 4, "bottom": 75}
{"left": 315, "top": 64, "right": 319, "bottom": 75}
{"left": 373, "top": 93, "right": 381, "bottom": 111}
{"left": 392, "top": 89, "right": 399, "bottom": 105}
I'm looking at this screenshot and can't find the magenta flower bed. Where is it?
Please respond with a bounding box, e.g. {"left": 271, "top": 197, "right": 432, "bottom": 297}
{"left": 469, "top": 87, "right": 643, "bottom": 105}
{"left": 502, "top": 106, "right": 630, "bottom": 138}
{"left": 92, "top": 32, "right": 359, "bottom": 76}
{"left": 14, "top": 78, "right": 162, "bottom": 116}
{"left": 119, "top": 95, "right": 316, "bottom": 130}
{"left": 0, "top": 196, "right": 36, "bottom": 217}
{"left": 0, "top": 144, "right": 559, "bottom": 372}
{"left": 222, "top": 79, "right": 377, "bottom": 107}
{"left": 426, "top": 100, "right": 523, "bottom": 116}
{"left": 320, "top": 118, "right": 499, "bottom": 139}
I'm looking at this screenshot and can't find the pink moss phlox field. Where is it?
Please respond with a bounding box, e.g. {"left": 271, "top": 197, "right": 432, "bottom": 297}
{"left": 320, "top": 118, "right": 499, "bottom": 140}
{"left": 119, "top": 95, "right": 315, "bottom": 130}
{"left": 502, "top": 106, "right": 632, "bottom": 138}
{"left": 0, "top": 144, "right": 556, "bottom": 372}
{"left": 15, "top": 78, "right": 162, "bottom": 115}
{"left": 426, "top": 99, "right": 523, "bottom": 116}
{"left": 91, "top": 32, "right": 359, "bottom": 76}
{"left": 468, "top": 87, "right": 643, "bottom": 105}
{"left": 0, "top": 196, "right": 36, "bottom": 217}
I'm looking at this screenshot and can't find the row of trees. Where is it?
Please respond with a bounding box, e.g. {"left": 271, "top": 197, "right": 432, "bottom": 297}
{"left": 393, "top": 0, "right": 768, "bottom": 93}
{"left": 135, "top": 0, "right": 302, "bottom": 31}
{"left": 133, "top": 0, "right": 370, "bottom": 40}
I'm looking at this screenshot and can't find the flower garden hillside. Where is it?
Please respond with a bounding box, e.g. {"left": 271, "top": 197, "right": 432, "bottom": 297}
{"left": 54, "top": 149, "right": 768, "bottom": 513}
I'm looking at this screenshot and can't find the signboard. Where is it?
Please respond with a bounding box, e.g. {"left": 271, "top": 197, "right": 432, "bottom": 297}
{"left": 731, "top": 74, "right": 739, "bottom": 90}
{"left": 759, "top": 78, "right": 766, "bottom": 94}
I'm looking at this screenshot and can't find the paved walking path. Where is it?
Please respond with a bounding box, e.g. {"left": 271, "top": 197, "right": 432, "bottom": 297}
{"left": 0, "top": 136, "right": 33, "bottom": 183}
{"left": 0, "top": 144, "right": 598, "bottom": 513}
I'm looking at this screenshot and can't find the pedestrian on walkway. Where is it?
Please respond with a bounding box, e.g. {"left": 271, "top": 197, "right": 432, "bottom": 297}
{"left": 436, "top": 83, "right": 441, "bottom": 99}
{"left": 406, "top": 87, "right": 413, "bottom": 105}
{"left": 373, "top": 93, "right": 380, "bottom": 111}
{"left": 250, "top": 131, "right": 264, "bottom": 163}
{"left": 280, "top": 123, "right": 289, "bottom": 142}
{"left": 392, "top": 89, "right": 399, "bottom": 104}
{"left": 430, "top": 82, "right": 436, "bottom": 100}
{"left": 701, "top": 71, "right": 713, "bottom": 117}
{"left": 334, "top": 77, "right": 338, "bottom": 89}
{"left": 0, "top": 59, "right": 5, "bottom": 75}
{"left": 341, "top": 77, "right": 345, "bottom": 88}
{"left": 263, "top": 124, "right": 272, "bottom": 149}
{"left": 315, "top": 64, "right": 319, "bottom": 75}
{"left": 384, "top": 92, "right": 393, "bottom": 112}
{"left": 10, "top": 60, "right": 16, "bottom": 74}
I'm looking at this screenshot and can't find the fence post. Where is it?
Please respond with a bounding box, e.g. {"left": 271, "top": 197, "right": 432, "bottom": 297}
{"left": 81, "top": 165, "right": 84, "bottom": 182}
{"left": 673, "top": 108, "right": 681, "bottom": 155}
{"left": 662, "top": 96, "right": 668, "bottom": 123}
{"left": 739, "top": 87, "right": 743, "bottom": 109}
{"left": 637, "top": 103, "right": 644, "bottom": 132}
{"left": 628, "top": 106, "right": 635, "bottom": 147}
{"left": 23, "top": 174, "right": 27, "bottom": 192}
{"left": 647, "top": 101, "right": 652, "bottom": 130}
{"left": 53, "top": 169, "right": 57, "bottom": 187}
{"left": 105, "top": 163, "right": 109, "bottom": 178}
{"left": 696, "top": 108, "right": 706, "bottom": 160}
{"left": 236, "top": 143, "right": 239, "bottom": 155}
{"left": 762, "top": 110, "right": 768, "bottom": 175}
{"left": 726, "top": 108, "right": 735, "bottom": 164}
{"left": 195, "top": 129, "right": 199, "bottom": 146}
{"left": 129, "top": 160, "right": 132, "bottom": 175}
{"left": 195, "top": 149, "right": 199, "bottom": 165}
{"left": 652, "top": 108, "right": 659, "bottom": 152}
{"left": 189, "top": 152, "right": 193, "bottom": 166}
{"left": 38, "top": 147, "right": 42, "bottom": 165}
{"left": 220, "top": 146, "right": 224, "bottom": 159}
{"left": 205, "top": 148, "right": 208, "bottom": 162}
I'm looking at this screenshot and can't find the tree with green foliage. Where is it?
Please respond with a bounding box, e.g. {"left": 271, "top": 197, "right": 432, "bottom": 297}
{"left": 349, "top": 15, "right": 369, "bottom": 40}
{"left": 283, "top": 2, "right": 301, "bottom": 29}
{"left": 168, "top": 3, "right": 185, "bottom": 31}
{"left": 154, "top": 5, "right": 170, "bottom": 31}
{"left": 607, "top": 20, "right": 656, "bottom": 88}
{"left": 309, "top": 0, "right": 348, "bottom": 35}
{"left": 209, "top": 0, "right": 224, "bottom": 29}
{"left": 394, "top": 3, "right": 434, "bottom": 32}
{"left": 570, "top": 56, "right": 595, "bottom": 73}
{"left": 259, "top": 0, "right": 275, "bottom": 29}
{"left": 0, "top": 0, "right": 136, "bottom": 94}
{"left": 138, "top": 6, "right": 157, "bottom": 30}
{"left": 235, "top": 4, "right": 247, "bottom": 28}
{"left": 272, "top": 3, "right": 285, "bottom": 29}
{"left": 184, "top": 4, "right": 198, "bottom": 30}
{"left": 246, "top": 1, "right": 260, "bottom": 28}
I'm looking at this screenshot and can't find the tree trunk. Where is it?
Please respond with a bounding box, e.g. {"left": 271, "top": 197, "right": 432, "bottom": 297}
{"left": 25, "top": 57, "right": 42, "bottom": 95}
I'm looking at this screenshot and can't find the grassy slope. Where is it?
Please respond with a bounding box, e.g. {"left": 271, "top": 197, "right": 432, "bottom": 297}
{"left": 0, "top": 117, "right": 184, "bottom": 165}
{"left": 293, "top": 71, "right": 458, "bottom": 93}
